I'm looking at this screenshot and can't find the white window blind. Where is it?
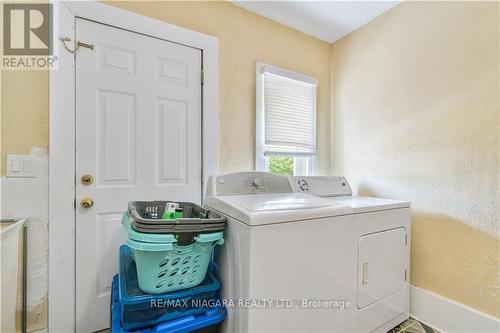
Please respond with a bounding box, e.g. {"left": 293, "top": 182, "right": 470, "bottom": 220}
{"left": 263, "top": 72, "right": 317, "bottom": 156}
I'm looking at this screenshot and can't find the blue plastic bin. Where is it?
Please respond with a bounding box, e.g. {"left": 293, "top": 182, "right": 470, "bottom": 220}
{"left": 118, "top": 245, "right": 221, "bottom": 330}
{"left": 112, "top": 274, "right": 227, "bottom": 333}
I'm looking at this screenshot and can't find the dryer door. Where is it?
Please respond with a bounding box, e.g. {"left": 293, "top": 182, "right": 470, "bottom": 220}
{"left": 357, "top": 227, "right": 407, "bottom": 309}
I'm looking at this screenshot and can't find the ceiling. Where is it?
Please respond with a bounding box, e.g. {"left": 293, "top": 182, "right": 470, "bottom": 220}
{"left": 233, "top": 1, "right": 400, "bottom": 43}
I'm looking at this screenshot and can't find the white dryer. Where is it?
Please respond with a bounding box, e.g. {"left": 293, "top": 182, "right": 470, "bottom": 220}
{"left": 204, "top": 172, "right": 410, "bottom": 333}
{"left": 290, "top": 176, "right": 411, "bottom": 332}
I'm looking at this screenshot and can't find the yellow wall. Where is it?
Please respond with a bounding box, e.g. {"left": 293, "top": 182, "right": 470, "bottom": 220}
{"left": 1, "top": 71, "right": 49, "bottom": 175}
{"left": 331, "top": 1, "right": 499, "bottom": 318}
{"left": 0, "top": 0, "right": 50, "bottom": 175}
{"left": 1, "top": 1, "right": 332, "bottom": 175}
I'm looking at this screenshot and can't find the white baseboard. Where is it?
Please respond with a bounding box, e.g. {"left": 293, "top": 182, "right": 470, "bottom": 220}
{"left": 410, "top": 285, "right": 500, "bottom": 333}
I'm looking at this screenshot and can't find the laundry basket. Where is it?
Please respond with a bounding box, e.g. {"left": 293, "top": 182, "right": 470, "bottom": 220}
{"left": 128, "top": 201, "right": 226, "bottom": 235}
{"left": 117, "top": 245, "right": 221, "bottom": 330}
{"left": 121, "top": 209, "right": 224, "bottom": 294}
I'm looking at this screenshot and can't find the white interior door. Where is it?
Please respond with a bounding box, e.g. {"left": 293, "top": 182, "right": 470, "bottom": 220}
{"left": 75, "top": 18, "right": 202, "bottom": 332}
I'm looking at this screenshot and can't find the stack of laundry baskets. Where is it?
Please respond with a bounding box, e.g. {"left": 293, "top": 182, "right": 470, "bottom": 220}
{"left": 112, "top": 201, "right": 226, "bottom": 332}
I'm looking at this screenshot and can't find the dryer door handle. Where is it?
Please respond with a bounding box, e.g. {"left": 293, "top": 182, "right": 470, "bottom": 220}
{"left": 362, "top": 261, "right": 369, "bottom": 285}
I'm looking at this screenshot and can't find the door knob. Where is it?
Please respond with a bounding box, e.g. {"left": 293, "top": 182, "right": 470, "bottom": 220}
{"left": 81, "top": 174, "right": 94, "bottom": 185}
{"left": 81, "top": 197, "right": 94, "bottom": 208}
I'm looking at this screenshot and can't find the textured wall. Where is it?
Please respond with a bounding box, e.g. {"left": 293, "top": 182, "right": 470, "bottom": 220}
{"left": 1, "top": 1, "right": 331, "bottom": 175}
{"left": 331, "top": 1, "right": 499, "bottom": 317}
{"left": 0, "top": 1, "right": 48, "bottom": 175}
{"left": 1, "top": 71, "right": 48, "bottom": 175}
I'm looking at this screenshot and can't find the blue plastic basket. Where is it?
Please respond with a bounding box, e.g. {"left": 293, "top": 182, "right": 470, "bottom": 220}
{"left": 117, "top": 245, "right": 222, "bottom": 330}
{"left": 112, "top": 274, "right": 227, "bottom": 333}
{"left": 122, "top": 214, "right": 224, "bottom": 294}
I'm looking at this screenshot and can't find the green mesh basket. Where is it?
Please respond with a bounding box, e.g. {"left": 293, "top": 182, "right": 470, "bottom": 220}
{"left": 121, "top": 213, "right": 224, "bottom": 294}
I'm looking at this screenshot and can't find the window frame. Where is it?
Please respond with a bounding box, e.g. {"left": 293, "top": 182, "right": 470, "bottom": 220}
{"left": 255, "top": 61, "right": 317, "bottom": 175}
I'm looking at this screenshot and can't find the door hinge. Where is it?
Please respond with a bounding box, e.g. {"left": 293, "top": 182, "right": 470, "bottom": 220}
{"left": 405, "top": 234, "right": 408, "bottom": 245}
{"left": 201, "top": 68, "right": 204, "bottom": 85}
{"left": 201, "top": 168, "right": 204, "bottom": 184}
{"left": 74, "top": 198, "right": 76, "bottom": 209}
{"left": 404, "top": 269, "right": 407, "bottom": 281}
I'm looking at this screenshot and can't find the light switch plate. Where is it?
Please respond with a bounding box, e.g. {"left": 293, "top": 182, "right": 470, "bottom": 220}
{"left": 6, "top": 155, "right": 36, "bottom": 178}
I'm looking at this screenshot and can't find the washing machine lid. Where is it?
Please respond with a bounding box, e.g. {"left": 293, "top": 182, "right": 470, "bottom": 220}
{"left": 331, "top": 195, "right": 410, "bottom": 213}
{"left": 204, "top": 192, "right": 351, "bottom": 226}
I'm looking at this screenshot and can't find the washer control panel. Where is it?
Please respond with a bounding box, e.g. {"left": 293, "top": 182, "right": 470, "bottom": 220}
{"left": 211, "top": 172, "right": 293, "bottom": 195}
{"left": 290, "top": 176, "right": 352, "bottom": 197}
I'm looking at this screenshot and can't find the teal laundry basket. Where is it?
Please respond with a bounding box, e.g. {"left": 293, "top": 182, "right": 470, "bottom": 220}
{"left": 122, "top": 213, "right": 224, "bottom": 294}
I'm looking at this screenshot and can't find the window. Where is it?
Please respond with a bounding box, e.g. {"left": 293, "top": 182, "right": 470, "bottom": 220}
{"left": 255, "top": 62, "right": 317, "bottom": 176}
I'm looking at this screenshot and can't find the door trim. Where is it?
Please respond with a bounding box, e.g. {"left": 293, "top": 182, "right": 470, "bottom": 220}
{"left": 48, "top": 2, "right": 219, "bottom": 331}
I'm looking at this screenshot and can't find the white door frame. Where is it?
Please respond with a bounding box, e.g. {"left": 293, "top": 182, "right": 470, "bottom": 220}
{"left": 48, "top": 2, "right": 218, "bottom": 331}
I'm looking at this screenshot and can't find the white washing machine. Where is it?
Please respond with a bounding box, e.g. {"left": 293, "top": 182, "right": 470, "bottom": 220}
{"left": 204, "top": 172, "right": 410, "bottom": 333}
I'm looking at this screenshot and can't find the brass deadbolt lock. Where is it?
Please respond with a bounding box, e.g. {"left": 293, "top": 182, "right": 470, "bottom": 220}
{"left": 81, "top": 174, "right": 94, "bottom": 185}
{"left": 80, "top": 197, "right": 94, "bottom": 209}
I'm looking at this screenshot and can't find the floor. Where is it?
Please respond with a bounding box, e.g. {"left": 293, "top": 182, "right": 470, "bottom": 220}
{"left": 99, "top": 318, "right": 438, "bottom": 333}
{"left": 389, "top": 318, "right": 440, "bottom": 333}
